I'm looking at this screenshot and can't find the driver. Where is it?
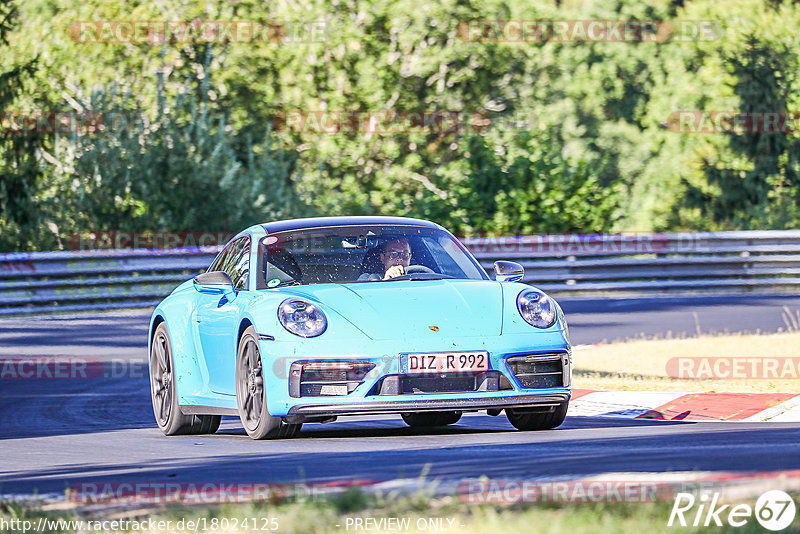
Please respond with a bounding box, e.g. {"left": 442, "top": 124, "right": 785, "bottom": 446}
{"left": 379, "top": 237, "right": 412, "bottom": 280}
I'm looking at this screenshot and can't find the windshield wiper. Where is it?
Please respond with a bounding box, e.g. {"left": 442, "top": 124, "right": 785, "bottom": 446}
{"left": 384, "top": 273, "right": 455, "bottom": 281}
{"left": 275, "top": 280, "right": 301, "bottom": 288}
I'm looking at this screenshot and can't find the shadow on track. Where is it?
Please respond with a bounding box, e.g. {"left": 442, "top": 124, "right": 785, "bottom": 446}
{"left": 3, "top": 420, "right": 800, "bottom": 496}
{"left": 0, "top": 366, "right": 154, "bottom": 440}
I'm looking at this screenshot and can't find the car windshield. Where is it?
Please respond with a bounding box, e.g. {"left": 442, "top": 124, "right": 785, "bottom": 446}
{"left": 257, "top": 225, "right": 488, "bottom": 289}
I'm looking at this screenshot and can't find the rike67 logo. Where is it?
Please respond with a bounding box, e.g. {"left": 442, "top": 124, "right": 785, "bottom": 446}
{"left": 669, "top": 490, "right": 796, "bottom": 530}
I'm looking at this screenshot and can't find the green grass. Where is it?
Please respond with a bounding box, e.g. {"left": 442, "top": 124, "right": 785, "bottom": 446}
{"left": 2, "top": 488, "right": 797, "bottom": 533}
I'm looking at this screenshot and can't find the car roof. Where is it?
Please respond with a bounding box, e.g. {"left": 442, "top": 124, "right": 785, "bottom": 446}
{"left": 260, "top": 216, "right": 442, "bottom": 234}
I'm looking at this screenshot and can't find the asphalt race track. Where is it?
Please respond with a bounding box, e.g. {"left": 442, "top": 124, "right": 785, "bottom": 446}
{"left": 1, "top": 294, "right": 800, "bottom": 497}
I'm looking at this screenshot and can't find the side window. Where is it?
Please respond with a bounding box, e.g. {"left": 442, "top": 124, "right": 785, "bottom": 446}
{"left": 208, "top": 237, "right": 250, "bottom": 290}
{"left": 209, "top": 243, "right": 234, "bottom": 273}
{"left": 229, "top": 238, "right": 251, "bottom": 290}
{"left": 218, "top": 239, "right": 243, "bottom": 277}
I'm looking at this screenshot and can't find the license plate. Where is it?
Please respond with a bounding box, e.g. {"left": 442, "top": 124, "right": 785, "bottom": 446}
{"left": 319, "top": 384, "right": 349, "bottom": 396}
{"left": 399, "top": 351, "right": 489, "bottom": 374}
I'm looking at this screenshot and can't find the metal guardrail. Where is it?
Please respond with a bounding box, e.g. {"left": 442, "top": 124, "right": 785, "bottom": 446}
{"left": 0, "top": 248, "right": 221, "bottom": 315}
{"left": 463, "top": 230, "right": 800, "bottom": 295}
{"left": 1, "top": 230, "right": 799, "bottom": 315}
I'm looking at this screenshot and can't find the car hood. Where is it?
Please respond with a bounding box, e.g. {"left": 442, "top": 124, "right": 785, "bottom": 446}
{"left": 282, "top": 279, "right": 503, "bottom": 340}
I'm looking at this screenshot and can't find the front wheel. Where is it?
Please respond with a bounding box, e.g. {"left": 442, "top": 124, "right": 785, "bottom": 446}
{"left": 150, "top": 322, "right": 220, "bottom": 435}
{"left": 236, "top": 326, "right": 302, "bottom": 439}
{"left": 506, "top": 402, "right": 568, "bottom": 431}
{"left": 401, "top": 411, "right": 462, "bottom": 427}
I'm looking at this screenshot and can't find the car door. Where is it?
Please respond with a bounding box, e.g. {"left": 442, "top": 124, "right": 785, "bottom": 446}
{"left": 196, "top": 236, "right": 250, "bottom": 396}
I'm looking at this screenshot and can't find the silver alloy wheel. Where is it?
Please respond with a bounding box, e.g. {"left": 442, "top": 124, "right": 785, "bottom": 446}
{"left": 150, "top": 322, "right": 221, "bottom": 435}
{"left": 237, "top": 337, "right": 264, "bottom": 431}
{"left": 150, "top": 330, "right": 172, "bottom": 427}
{"left": 235, "top": 326, "right": 302, "bottom": 439}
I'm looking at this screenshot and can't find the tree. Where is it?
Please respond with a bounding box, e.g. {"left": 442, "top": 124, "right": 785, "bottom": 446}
{"left": 433, "top": 129, "right": 620, "bottom": 235}
{"left": 56, "top": 49, "right": 309, "bottom": 237}
{"left": 674, "top": 0, "right": 800, "bottom": 229}
{"left": 0, "top": 0, "right": 53, "bottom": 251}
{"left": 687, "top": 39, "right": 800, "bottom": 227}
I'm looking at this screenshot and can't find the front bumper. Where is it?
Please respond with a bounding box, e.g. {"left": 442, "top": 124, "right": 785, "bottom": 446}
{"left": 259, "top": 331, "right": 572, "bottom": 418}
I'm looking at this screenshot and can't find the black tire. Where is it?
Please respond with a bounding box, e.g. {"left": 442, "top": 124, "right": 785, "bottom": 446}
{"left": 236, "top": 326, "right": 302, "bottom": 439}
{"left": 401, "top": 411, "right": 462, "bottom": 427}
{"left": 150, "top": 322, "right": 221, "bottom": 435}
{"left": 506, "top": 402, "right": 568, "bottom": 431}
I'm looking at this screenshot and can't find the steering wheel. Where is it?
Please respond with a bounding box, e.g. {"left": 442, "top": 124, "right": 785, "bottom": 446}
{"left": 404, "top": 265, "right": 435, "bottom": 274}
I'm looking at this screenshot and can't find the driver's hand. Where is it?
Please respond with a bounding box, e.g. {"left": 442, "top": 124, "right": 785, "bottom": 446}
{"left": 383, "top": 265, "right": 405, "bottom": 280}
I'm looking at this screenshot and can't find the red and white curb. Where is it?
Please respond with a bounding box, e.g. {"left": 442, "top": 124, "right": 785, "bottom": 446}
{"left": 568, "top": 389, "right": 800, "bottom": 422}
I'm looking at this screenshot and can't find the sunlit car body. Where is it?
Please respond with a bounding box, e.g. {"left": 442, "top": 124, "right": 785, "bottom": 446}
{"left": 148, "top": 216, "right": 571, "bottom": 439}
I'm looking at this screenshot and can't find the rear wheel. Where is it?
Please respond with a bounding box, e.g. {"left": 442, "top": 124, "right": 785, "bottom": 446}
{"left": 506, "top": 402, "right": 568, "bottom": 431}
{"left": 236, "top": 326, "right": 302, "bottom": 439}
{"left": 150, "top": 322, "right": 221, "bottom": 435}
{"left": 401, "top": 411, "right": 462, "bottom": 427}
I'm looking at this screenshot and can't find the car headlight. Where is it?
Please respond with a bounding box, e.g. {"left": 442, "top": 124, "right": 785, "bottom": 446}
{"left": 278, "top": 298, "right": 327, "bottom": 337}
{"left": 516, "top": 289, "right": 557, "bottom": 328}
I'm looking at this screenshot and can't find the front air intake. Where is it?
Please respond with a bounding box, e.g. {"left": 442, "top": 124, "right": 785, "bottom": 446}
{"left": 506, "top": 354, "right": 567, "bottom": 389}
{"left": 289, "top": 361, "right": 375, "bottom": 397}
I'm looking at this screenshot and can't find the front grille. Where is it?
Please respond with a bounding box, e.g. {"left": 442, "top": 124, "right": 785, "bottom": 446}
{"left": 402, "top": 375, "right": 477, "bottom": 394}
{"left": 506, "top": 354, "right": 565, "bottom": 389}
{"left": 367, "top": 371, "right": 501, "bottom": 395}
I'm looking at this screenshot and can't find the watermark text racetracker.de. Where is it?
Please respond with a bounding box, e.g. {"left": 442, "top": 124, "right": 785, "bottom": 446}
{"left": 67, "top": 481, "right": 365, "bottom": 506}
{"left": 460, "top": 232, "right": 708, "bottom": 256}
{"left": 457, "top": 19, "right": 721, "bottom": 43}
{"left": 666, "top": 110, "right": 800, "bottom": 134}
{"left": 0, "top": 357, "right": 145, "bottom": 380}
{"left": 69, "top": 230, "right": 712, "bottom": 255}
{"left": 272, "top": 110, "right": 490, "bottom": 135}
{"left": 457, "top": 479, "right": 675, "bottom": 504}
{"left": 667, "top": 357, "right": 800, "bottom": 380}
{"left": 66, "top": 231, "right": 234, "bottom": 251}
{"left": 0, "top": 111, "right": 103, "bottom": 135}
{"left": 67, "top": 20, "right": 332, "bottom": 44}
{"left": 0, "top": 517, "right": 278, "bottom": 532}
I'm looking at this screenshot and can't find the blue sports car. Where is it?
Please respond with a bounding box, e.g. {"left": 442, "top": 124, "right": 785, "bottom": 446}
{"left": 148, "top": 216, "right": 571, "bottom": 439}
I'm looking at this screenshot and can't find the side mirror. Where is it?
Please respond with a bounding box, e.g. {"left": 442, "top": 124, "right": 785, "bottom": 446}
{"left": 193, "top": 271, "right": 234, "bottom": 294}
{"left": 494, "top": 261, "right": 524, "bottom": 283}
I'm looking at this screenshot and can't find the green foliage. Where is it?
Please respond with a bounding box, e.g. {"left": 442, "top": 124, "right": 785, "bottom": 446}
{"left": 0, "top": 0, "right": 54, "bottom": 251}
{"left": 424, "top": 129, "right": 620, "bottom": 236}
{"left": 52, "top": 49, "right": 308, "bottom": 237}
{"left": 2, "top": 0, "right": 800, "bottom": 252}
{"left": 687, "top": 36, "right": 800, "bottom": 228}
{"left": 667, "top": 0, "right": 800, "bottom": 229}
